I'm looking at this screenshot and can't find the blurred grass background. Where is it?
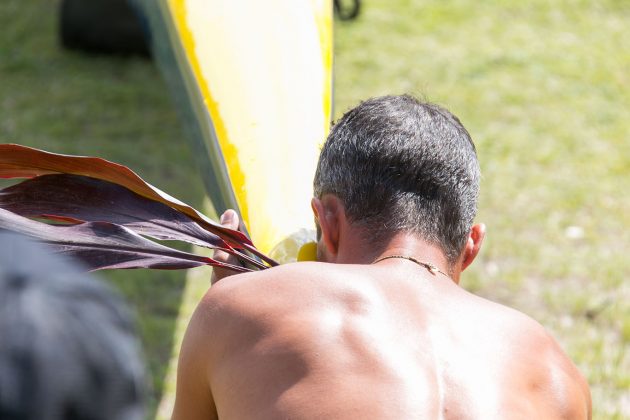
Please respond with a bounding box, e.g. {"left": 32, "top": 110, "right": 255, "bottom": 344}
{"left": 1, "top": 0, "right": 628, "bottom": 418}
{"left": 1, "top": 0, "right": 209, "bottom": 413}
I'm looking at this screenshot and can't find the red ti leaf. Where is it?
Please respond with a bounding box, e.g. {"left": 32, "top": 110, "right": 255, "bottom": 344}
{"left": 0, "top": 174, "right": 230, "bottom": 248}
{"left": 0, "top": 144, "right": 278, "bottom": 267}
{"left": 0, "top": 208, "right": 250, "bottom": 272}
{"left": 0, "top": 174, "right": 268, "bottom": 270}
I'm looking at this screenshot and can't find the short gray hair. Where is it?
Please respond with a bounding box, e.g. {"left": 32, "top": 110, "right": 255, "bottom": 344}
{"left": 314, "top": 95, "right": 480, "bottom": 264}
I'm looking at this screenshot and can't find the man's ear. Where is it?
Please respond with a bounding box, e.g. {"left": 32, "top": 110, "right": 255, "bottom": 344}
{"left": 311, "top": 196, "right": 342, "bottom": 261}
{"left": 460, "top": 223, "right": 486, "bottom": 272}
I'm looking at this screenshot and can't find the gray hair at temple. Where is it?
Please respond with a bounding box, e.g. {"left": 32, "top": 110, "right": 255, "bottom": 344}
{"left": 314, "top": 95, "right": 480, "bottom": 265}
{"left": 0, "top": 232, "right": 146, "bottom": 420}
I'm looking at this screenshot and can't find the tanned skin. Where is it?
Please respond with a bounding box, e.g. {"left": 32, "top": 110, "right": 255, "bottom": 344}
{"left": 172, "top": 198, "right": 591, "bottom": 420}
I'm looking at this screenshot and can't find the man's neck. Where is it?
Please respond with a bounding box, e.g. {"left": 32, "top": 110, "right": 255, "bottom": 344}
{"left": 337, "top": 231, "right": 458, "bottom": 282}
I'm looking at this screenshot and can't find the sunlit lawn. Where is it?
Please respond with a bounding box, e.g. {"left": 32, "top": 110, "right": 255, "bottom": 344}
{"left": 1, "top": 0, "right": 208, "bottom": 413}
{"left": 1, "top": 0, "right": 628, "bottom": 418}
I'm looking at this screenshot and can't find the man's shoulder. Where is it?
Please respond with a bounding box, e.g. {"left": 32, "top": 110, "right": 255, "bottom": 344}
{"left": 455, "top": 288, "right": 582, "bottom": 370}
{"left": 208, "top": 261, "right": 337, "bottom": 294}
{"left": 460, "top": 287, "right": 552, "bottom": 339}
{"left": 200, "top": 262, "right": 344, "bottom": 319}
{"left": 462, "top": 291, "right": 591, "bottom": 417}
{"left": 191, "top": 262, "right": 353, "bottom": 362}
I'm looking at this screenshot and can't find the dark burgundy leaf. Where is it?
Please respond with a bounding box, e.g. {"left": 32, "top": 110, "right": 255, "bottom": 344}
{"left": 0, "top": 174, "right": 227, "bottom": 248}
{"left": 0, "top": 143, "right": 278, "bottom": 268}
{"left": 0, "top": 144, "right": 258, "bottom": 251}
{"left": 0, "top": 208, "right": 251, "bottom": 272}
{"left": 0, "top": 174, "right": 268, "bottom": 269}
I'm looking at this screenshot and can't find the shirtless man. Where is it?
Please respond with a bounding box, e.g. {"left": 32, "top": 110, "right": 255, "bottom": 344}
{"left": 172, "top": 95, "right": 591, "bottom": 419}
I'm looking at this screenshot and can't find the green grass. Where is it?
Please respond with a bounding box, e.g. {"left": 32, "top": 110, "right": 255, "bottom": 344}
{"left": 0, "top": 0, "right": 208, "bottom": 414}
{"left": 2, "top": 0, "right": 629, "bottom": 418}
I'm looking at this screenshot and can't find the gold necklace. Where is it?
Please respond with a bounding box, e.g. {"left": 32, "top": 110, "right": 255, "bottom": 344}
{"left": 372, "top": 255, "right": 449, "bottom": 278}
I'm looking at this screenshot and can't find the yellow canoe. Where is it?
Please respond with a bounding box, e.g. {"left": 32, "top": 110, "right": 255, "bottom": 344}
{"left": 134, "top": 0, "right": 332, "bottom": 262}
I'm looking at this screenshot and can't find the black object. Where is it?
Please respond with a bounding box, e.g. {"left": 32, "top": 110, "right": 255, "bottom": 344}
{"left": 334, "top": 0, "right": 361, "bottom": 20}
{"left": 59, "top": 0, "right": 151, "bottom": 57}
{"left": 0, "top": 232, "right": 147, "bottom": 420}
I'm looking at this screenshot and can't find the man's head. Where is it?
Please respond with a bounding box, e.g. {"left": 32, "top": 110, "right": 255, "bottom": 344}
{"left": 313, "top": 95, "right": 481, "bottom": 268}
{"left": 0, "top": 232, "right": 146, "bottom": 420}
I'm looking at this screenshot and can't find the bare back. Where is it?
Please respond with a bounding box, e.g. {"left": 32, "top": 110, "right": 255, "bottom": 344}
{"left": 173, "top": 262, "right": 591, "bottom": 419}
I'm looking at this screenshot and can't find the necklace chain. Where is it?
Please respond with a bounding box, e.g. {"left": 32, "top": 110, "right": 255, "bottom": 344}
{"left": 372, "top": 255, "right": 449, "bottom": 278}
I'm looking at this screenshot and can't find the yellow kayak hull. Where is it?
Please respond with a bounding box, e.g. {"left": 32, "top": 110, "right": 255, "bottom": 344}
{"left": 136, "top": 0, "right": 332, "bottom": 261}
